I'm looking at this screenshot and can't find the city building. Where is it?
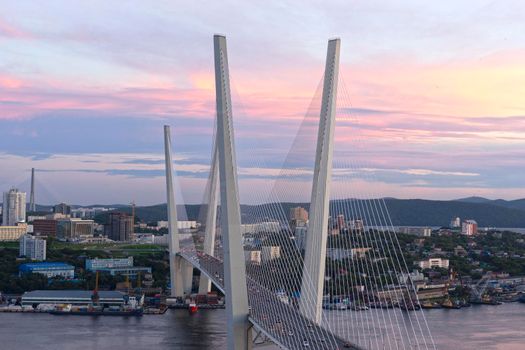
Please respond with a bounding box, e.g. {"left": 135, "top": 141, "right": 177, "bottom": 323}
{"left": 2, "top": 188, "right": 26, "bottom": 226}
{"left": 0, "top": 223, "right": 28, "bottom": 241}
{"left": 21, "top": 290, "right": 126, "bottom": 307}
{"left": 261, "top": 246, "right": 281, "bottom": 262}
{"left": 240, "top": 221, "right": 280, "bottom": 235}
{"left": 86, "top": 257, "right": 134, "bottom": 270}
{"left": 348, "top": 219, "right": 365, "bottom": 233}
{"left": 57, "top": 218, "right": 94, "bottom": 241}
{"left": 157, "top": 220, "right": 197, "bottom": 230}
{"left": 462, "top": 220, "right": 478, "bottom": 236}
{"left": 398, "top": 226, "right": 432, "bottom": 237}
{"left": 450, "top": 217, "right": 461, "bottom": 228}
{"left": 19, "top": 262, "right": 75, "bottom": 279}
{"left": 71, "top": 207, "right": 114, "bottom": 219}
{"left": 293, "top": 226, "right": 308, "bottom": 251}
{"left": 32, "top": 219, "right": 57, "bottom": 237}
{"left": 53, "top": 203, "right": 71, "bottom": 215}
{"left": 290, "top": 206, "right": 308, "bottom": 222}
{"left": 417, "top": 258, "right": 450, "bottom": 270}
{"left": 244, "top": 250, "right": 262, "bottom": 265}
{"left": 107, "top": 212, "right": 133, "bottom": 241}
{"left": 85, "top": 257, "right": 151, "bottom": 279}
{"left": 289, "top": 206, "right": 308, "bottom": 231}
{"left": 19, "top": 234, "right": 46, "bottom": 261}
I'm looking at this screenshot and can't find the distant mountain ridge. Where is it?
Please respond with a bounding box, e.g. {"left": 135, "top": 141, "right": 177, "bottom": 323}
{"left": 109, "top": 198, "right": 525, "bottom": 228}
{"left": 7, "top": 197, "right": 525, "bottom": 228}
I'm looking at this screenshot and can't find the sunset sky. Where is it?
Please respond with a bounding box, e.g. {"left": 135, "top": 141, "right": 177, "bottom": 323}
{"left": 1, "top": 1, "right": 525, "bottom": 205}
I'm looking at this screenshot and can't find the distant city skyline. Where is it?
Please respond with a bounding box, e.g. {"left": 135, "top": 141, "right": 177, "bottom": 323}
{"left": 1, "top": 1, "right": 525, "bottom": 204}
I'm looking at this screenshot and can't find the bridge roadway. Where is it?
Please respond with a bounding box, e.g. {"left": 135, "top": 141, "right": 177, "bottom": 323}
{"left": 179, "top": 250, "right": 361, "bottom": 350}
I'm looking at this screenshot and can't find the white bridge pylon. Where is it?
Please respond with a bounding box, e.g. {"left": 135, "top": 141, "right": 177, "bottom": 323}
{"left": 166, "top": 36, "right": 344, "bottom": 349}
{"left": 163, "top": 125, "right": 193, "bottom": 297}
{"left": 299, "top": 38, "right": 340, "bottom": 324}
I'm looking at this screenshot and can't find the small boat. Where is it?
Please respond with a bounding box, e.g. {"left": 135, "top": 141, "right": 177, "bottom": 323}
{"left": 421, "top": 302, "right": 442, "bottom": 309}
{"left": 441, "top": 298, "right": 461, "bottom": 309}
{"left": 188, "top": 303, "right": 198, "bottom": 314}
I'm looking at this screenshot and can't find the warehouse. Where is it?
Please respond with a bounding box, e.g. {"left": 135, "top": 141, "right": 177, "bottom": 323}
{"left": 21, "top": 290, "right": 126, "bottom": 307}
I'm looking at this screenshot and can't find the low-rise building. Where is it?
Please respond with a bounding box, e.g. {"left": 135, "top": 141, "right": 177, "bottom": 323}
{"left": 417, "top": 258, "right": 450, "bottom": 270}
{"left": 85, "top": 257, "right": 151, "bottom": 280}
{"left": 57, "top": 218, "right": 94, "bottom": 241}
{"left": 261, "top": 246, "right": 281, "bottom": 262}
{"left": 398, "top": 226, "right": 432, "bottom": 237}
{"left": 244, "top": 250, "right": 262, "bottom": 265}
{"left": 21, "top": 290, "right": 126, "bottom": 307}
{"left": 19, "top": 262, "right": 75, "bottom": 279}
{"left": 0, "top": 223, "right": 28, "bottom": 241}
{"left": 32, "top": 219, "right": 57, "bottom": 237}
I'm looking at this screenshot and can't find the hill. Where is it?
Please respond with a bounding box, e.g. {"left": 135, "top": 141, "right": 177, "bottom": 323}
{"left": 119, "top": 199, "right": 525, "bottom": 228}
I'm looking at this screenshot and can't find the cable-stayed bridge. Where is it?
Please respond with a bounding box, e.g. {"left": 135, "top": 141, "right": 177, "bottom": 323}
{"left": 163, "top": 35, "right": 436, "bottom": 350}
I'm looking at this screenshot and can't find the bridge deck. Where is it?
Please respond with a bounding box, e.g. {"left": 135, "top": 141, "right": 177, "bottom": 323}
{"left": 180, "top": 251, "right": 361, "bottom": 350}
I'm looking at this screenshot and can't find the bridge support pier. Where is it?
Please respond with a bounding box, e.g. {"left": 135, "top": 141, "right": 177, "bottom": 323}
{"left": 299, "top": 38, "right": 340, "bottom": 324}
{"left": 214, "top": 34, "right": 252, "bottom": 350}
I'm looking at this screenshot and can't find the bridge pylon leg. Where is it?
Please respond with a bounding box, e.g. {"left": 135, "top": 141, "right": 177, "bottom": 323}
{"left": 164, "top": 125, "right": 194, "bottom": 297}
{"left": 198, "top": 143, "right": 219, "bottom": 295}
{"left": 299, "top": 38, "right": 341, "bottom": 324}
{"left": 214, "top": 34, "right": 251, "bottom": 350}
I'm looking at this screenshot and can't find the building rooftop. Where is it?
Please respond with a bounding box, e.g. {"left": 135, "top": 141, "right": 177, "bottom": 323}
{"left": 22, "top": 290, "right": 124, "bottom": 299}
{"left": 19, "top": 262, "right": 74, "bottom": 269}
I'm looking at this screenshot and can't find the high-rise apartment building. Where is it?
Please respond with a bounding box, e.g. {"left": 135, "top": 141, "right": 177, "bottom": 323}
{"left": 461, "top": 220, "right": 478, "bottom": 236}
{"left": 19, "top": 234, "right": 46, "bottom": 261}
{"left": 2, "top": 188, "right": 26, "bottom": 226}
{"left": 107, "top": 212, "right": 133, "bottom": 241}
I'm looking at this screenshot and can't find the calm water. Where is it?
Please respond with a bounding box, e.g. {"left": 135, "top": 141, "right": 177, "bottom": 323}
{"left": 1, "top": 304, "right": 524, "bottom": 349}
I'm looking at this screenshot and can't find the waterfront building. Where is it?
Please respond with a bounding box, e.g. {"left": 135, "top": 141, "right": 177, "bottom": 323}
{"left": 57, "top": 218, "right": 94, "bottom": 241}
{"left": 417, "top": 257, "right": 450, "bottom": 269}
{"left": 21, "top": 290, "right": 126, "bottom": 307}
{"left": 0, "top": 223, "right": 28, "bottom": 241}
{"left": 462, "top": 219, "right": 478, "bottom": 235}
{"left": 85, "top": 257, "right": 151, "bottom": 279}
{"left": 107, "top": 212, "right": 133, "bottom": 241}
{"left": 19, "top": 234, "right": 46, "bottom": 260}
{"left": 53, "top": 203, "right": 71, "bottom": 215}
{"left": 32, "top": 219, "right": 57, "bottom": 237}
{"left": 240, "top": 221, "right": 280, "bottom": 235}
{"left": 2, "top": 188, "right": 26, "bottom": 226}
{"left": 19, "top": 262, "right": 75, "bottom": 279}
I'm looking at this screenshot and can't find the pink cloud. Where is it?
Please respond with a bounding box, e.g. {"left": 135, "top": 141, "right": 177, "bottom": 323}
{"left": 0, "top": 17, "right": 32, "bottom": 39}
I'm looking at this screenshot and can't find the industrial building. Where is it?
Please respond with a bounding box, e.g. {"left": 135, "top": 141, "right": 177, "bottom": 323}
{"left": 85, "top": 257, "right": 151, "bottom": 279}
{"left": 21, "top": 290, "right": 126, "bottom": 307}
{"left": 19, "top": 262, "right": 75, "bottom": 279}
